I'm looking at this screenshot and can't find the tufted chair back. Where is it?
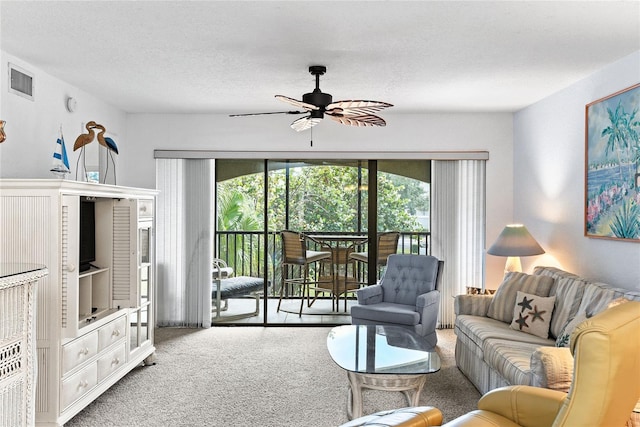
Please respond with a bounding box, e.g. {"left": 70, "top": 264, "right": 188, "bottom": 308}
{"left": 380, "top": 254, "right": 440, "bottom": 305}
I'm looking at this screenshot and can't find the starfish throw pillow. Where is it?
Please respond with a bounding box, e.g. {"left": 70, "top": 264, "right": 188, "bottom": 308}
{"left": 510, "top": 291, "right": 556, "bottom": 339}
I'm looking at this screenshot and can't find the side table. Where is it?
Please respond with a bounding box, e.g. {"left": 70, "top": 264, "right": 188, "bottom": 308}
{"left": 0, "top": 263, "right": 48, "bottom": 427}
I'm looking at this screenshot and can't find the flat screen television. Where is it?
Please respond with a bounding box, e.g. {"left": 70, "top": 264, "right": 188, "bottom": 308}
{"left": 79, "top": 199, "right": 96, "bottom": 272}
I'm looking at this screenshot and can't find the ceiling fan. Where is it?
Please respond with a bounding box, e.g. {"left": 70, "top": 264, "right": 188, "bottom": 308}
{"left": 230, "top": 65, "right": 393, "bottom": 132}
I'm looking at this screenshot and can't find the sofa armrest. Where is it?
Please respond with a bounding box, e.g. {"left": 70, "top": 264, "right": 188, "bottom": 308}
{"left": 530, "top": 346, "right": 573, "bottom": 392}
{"left": 478, "top": 385, "right": 566, "bottom": 427}
{"left": 454, "top": 294, "right": 493, "bottom": 316}
{"left": 356, "top": 284, "right": 383, "bottom": 305}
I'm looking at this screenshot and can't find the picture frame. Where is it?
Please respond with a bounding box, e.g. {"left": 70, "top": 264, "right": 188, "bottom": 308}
{"left": 585, "top": 83, "right": 640, "bottom": 242}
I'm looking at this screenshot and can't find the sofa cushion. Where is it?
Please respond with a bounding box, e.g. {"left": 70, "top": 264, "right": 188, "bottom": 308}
{"left": 487, "top": 272, "right": 554, "bottom": 323}
{"left": 483, "top": 338, "right": 548, "bottom": 387}
{"left": 549, "top": 276, "right": 587, "bottom": 338}
{"left": 510, "top": 291, "right": 556, "bottom": 339}
{"left": 555, "top": 311, "right": 588, "bottom": 347}
{"left": 577, "top": 283, "right": 623, "bottom": 317}
{"left": 533, "top": 265, "right": 581, "bottom": 281}
{"left": 456, "top": 314, "right": 553, "bottom": 350}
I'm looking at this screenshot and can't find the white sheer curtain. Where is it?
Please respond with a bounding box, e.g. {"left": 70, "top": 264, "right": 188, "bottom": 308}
{"left": 431, "top": 160, "right": 486, "bottom": 328}
{"left": 156, "top": 159, "right": 214, "bottom": 327}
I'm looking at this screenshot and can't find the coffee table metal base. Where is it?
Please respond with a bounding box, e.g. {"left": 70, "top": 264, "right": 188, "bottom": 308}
{"left": 346, "top": 371, "right": 427, "bottom": 420}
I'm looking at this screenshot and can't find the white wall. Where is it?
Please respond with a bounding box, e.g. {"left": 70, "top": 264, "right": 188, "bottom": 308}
{"left": 0, "top": 49, "right": 515, "bottom": 288}
{"left": 0, "top": 51, "right": 126, "bottom": 182}
{"left": 126, "top": 112, "right": 514, "bottom": 288}
{"left": 514, "top": 51, "right": 640, "bottom": 290}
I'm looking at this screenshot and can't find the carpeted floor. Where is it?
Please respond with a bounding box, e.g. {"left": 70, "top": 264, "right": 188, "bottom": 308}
{"left": 65, "top": 327, "right": 480, "bottom": 426}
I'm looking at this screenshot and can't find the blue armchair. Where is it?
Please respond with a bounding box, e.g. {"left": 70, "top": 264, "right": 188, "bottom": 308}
{"left": 350, "top": 254, "right": 443, "bottom": 347}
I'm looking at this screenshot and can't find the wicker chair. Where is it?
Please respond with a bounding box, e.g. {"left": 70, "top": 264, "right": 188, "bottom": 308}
{"left": 277, "top": 230, "right": 332, "bottom": 316}
{"left": 349, "top": 231, "right": 400, "bottom": 283}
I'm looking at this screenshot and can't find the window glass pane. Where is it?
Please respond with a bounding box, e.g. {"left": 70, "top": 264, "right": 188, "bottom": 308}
{"left": 130, "top": 310, "right": 139, "bottom": 349}
{"left": 216, "top": 160, "right": 265, "bottom": 279}
{"left": 377, "top": 160, "right": 431, "bottom": 254}
{"left": 273, "top": 160, "right": 366, "bottom": 232}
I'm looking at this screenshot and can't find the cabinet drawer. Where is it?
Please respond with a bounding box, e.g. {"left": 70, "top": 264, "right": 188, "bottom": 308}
{"left": 98, "top": 316, "right": 126, "bottom": 351}
{"left": 97, "top": 343, "right": 126, "bottom": 382}
{"left": 61, "top": 362, "right": 98, "bottom": 410}
{"left": 62, "top": 332, "right": 98, "bottom": 376}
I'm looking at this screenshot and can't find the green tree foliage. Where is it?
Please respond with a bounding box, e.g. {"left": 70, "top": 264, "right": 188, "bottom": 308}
{"left": 218, "top": 164, "right": 425, "bottom": 233}
{"left": 217, "top": 183, "right": 262, "bottom": 231}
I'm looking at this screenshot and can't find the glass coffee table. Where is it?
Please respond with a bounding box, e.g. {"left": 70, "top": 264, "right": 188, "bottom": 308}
{"left": 327, "top": 324, "right": 441, "bottom": 420}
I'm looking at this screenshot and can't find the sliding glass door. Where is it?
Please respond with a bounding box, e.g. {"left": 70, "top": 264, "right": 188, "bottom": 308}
{"left": 214, "top": 158, "right": 431, "bottom": 325}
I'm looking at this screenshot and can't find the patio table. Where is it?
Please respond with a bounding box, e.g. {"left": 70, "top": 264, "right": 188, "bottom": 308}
{"left": 307, "top": 234, "right": 367, "bottom": 312}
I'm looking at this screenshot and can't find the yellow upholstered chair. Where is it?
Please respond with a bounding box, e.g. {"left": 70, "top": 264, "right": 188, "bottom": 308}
{"left": 341, "top": 300, "right": 640, "bottom": 427}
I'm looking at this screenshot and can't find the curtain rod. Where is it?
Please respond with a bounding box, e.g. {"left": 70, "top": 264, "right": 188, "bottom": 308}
{"left": 154, "top": 150, "right": 489, "bottom": 160}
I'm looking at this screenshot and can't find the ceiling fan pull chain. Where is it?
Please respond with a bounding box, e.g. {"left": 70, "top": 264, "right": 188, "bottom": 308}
{"left": 310, "top": 126, "right": 313, "bottom": 147}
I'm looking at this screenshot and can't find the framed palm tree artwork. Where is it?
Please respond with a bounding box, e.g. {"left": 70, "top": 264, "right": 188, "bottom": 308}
{"left": 585, "top": 83, "right": 640, "bottom": 241}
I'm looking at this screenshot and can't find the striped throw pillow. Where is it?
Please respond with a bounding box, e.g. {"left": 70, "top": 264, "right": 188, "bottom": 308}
{"left": 487, "top": 272, "right": 554, "bottom": 323}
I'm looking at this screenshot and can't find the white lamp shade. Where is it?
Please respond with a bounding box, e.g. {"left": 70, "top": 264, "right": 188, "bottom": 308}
{"left": 487, "top": 224, "right": 544, "bottom": 257}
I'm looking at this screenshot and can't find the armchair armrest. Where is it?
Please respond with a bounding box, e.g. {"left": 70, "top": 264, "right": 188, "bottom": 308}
{"left": 356, "top": 284, "right": 383, "bottom": 305}
{"left": 530, "top": 346, "right": 573, "bottom": 392}
{"left": 454, "top": 294, "right": 493, "bottom": 316}
{"left": 417, "top": 290, "right": 440, "bottom": 333}
{"left": 478, "top": 385, "right": 566, "bottom": 427}
{"left": 417, "top": 290, "right": 440, "bottom": 310}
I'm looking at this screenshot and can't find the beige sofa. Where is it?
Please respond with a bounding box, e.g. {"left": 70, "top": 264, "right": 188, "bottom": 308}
{"left": 453, "top": 266, "right": 640, "bottom": 395}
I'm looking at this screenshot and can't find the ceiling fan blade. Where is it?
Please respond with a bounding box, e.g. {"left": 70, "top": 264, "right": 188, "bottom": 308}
{"left": 275, "top": 95, "right": 319, "bottom": 111}
{"left": 291, "top": 116, "right": 322, "bottom": 132}
{"left": 229, "top": 110, "right": 306, "bottom": 117}
{"left": 329, "top": 114, "right": 387, "bottom": 127}
{"left": 326, "top": 100, "right": 393, "bottom": 116}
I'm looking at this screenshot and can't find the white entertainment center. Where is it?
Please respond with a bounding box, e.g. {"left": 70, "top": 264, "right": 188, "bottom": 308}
{"left": 0, "top": 180, "right": 157, "bottom": 426}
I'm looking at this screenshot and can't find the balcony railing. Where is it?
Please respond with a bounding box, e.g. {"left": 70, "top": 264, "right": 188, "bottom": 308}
{"left": 216, "top": 231, "right": 430, "bottom": 297}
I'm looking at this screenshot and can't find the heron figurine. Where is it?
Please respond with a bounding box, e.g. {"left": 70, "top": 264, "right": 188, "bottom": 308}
{"left": 73, "top": 121, "right": 97, "bottom": 151}
{"left": 92, "top": 122, "right": 118, "bottom": 184}
{"left": 93, "top": 123, "right": 118, "bottom": 154}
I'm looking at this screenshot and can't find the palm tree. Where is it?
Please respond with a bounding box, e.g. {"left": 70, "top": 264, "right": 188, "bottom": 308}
{"left": 624, "top": 107, "right": 640, "bottom": 185}
{"left": 601, "top": 101, "right": 630, "bottom": 183}
{"left": 216, "top": 188, "right": 262, "bottom": 275}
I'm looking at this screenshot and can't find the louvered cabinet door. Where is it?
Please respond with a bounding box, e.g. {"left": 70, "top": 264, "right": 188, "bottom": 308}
{"left": 111, "top": 199, "right": 137, "bottom": 309}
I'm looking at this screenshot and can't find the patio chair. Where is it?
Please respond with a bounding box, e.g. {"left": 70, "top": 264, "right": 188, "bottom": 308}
{"left": 348, "top": 231, "right": 400, "bottom": 284}
{"left": 211, "top": 259, "right": 264, "bottom": 322}
{"left": 277, "top": 230, "right": 332, "bottom": 316}
{"left": 350, "top": 254, "right": 443, "bottom": 347}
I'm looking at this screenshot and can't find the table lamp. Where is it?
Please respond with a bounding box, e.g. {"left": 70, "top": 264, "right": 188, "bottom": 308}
{"left": 487, "top": 224, "right": 544, "bottom": 275}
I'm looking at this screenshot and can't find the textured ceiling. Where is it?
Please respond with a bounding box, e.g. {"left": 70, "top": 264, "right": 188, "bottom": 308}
{"left": 1, "top": 1, "right": 639, "bottom": 114}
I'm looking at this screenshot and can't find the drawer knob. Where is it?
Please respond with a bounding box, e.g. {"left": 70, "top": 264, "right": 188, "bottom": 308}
{"left": 112, "top": 357, "right": 120, "bottom": 365}
{"left": 112, "top": 329, "right": 121, "bottom": 337}
{"left": 78, "top": 380, "right": 88, "bottom": 389}
{"left": 80, "top": 348, "right": 90, "bottom": 356}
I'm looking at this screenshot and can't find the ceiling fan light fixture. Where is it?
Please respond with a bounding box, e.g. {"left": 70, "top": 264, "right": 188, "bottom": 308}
{"left": 230, "top": 65, "right": 392, "bottom": 132}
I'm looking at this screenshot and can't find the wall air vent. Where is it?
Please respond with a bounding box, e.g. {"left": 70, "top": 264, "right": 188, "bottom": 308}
{"left": 8, "top": 63, "right": 34, "bottom": 101}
